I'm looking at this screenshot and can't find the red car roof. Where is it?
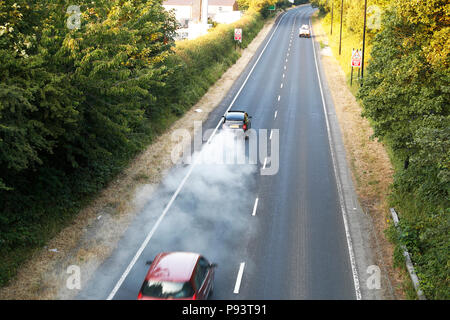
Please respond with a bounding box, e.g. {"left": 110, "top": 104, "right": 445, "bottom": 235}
{"left": 145, "top": 252, "right": 200, "bottom": 282}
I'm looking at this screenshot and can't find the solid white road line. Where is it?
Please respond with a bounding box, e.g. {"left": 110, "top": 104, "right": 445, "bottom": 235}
{"left": 105, "top": 8, "right": 296, "bottom": 301}
{"left": 252, "top": 198, "right": 259, "bottom": 216}
{"left": 309, "top": 17, "right": 362, "bottom": 300}
{"left": 233, "top": 262, "right": 246, "bottom": 294}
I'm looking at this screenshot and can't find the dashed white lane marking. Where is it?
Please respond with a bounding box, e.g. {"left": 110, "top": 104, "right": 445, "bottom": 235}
{"left": 270, "top": 129, "right": 273, "bottom": 140}
{"left": 274, "top": 110, "right": 278, "bottom": 119}
{"left": 284, "top": 65, "right": 286, "bottom": 70}
{"left": 283, "top": 73, "right": 285, "bottom": 78}
{"left": 263, "top": 157, "right": 267, "bottom": 169}
{"left": 285, "top": 58, "right": 288, "bottom": 63}
{"left": 280, "top": 83, "right": 283, "bottom": 88}
{"left": 252, "top": 198, "right": 259, "bottom": 216}
{"left": 278, "top": 95, "right": 281, "bottom": 101}
{"left": 233, "top": 262, "right": 245, "bottom": 294}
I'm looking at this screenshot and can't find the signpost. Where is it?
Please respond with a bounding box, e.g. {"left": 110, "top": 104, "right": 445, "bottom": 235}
{"left": 351, "top": 49, "right": 362, "bottom": 67}
{"left": 234, "top": 28, "right": 242, "bottom": 42}
{"left": 350, "top": 49, "right": 362, "bottom": 85}
{"left": 234, "top": 28, "right": 242, "bottom": 50}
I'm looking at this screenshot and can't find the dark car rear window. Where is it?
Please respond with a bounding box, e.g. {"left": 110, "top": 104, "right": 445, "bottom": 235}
{"left": 141, "top": 280, "right": 194, "bottom": 298}
{"left": 225, "top": 112, "right": 244, "bottom": 121}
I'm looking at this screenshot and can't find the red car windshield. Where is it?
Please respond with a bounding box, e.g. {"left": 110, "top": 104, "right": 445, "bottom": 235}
{"left": 141, "top": 280, "right": 194, "bottom": 298}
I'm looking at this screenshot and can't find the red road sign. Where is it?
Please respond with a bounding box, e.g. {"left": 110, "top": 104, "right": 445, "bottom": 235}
{"left": 234, "top": 28, "right": 242, "bottom": 42}
{"left": 351, "top": 49, "right": 362, "bottom": 68}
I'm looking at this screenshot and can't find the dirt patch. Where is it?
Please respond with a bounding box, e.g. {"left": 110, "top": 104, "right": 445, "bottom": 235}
{"left": 0, "top": 12, "right": 282, "bottom": 300}
{"left": 312, "top": 17, "right": 406, "bottom": 299}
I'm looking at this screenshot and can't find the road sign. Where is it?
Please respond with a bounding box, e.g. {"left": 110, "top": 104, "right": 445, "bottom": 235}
{"left": 234, "top": 28, "right": 242, "bottom": 42}
{"left": 269, "top": 4, "right": 276, "bottom": 10}
{"left": 351, "top": 49, "right": 362, "bottom": 68}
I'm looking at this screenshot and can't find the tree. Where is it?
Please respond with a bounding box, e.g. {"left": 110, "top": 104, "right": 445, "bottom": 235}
{"left": 358, "top": 6, "right": 449, "bottom": 159}
{"left": 358, "top": 0, "right": 449, "bottom": 299}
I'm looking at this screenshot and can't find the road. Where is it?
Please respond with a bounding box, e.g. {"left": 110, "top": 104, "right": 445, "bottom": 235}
{"left": 77, "top": 5, "right": 358, "bottom": 300}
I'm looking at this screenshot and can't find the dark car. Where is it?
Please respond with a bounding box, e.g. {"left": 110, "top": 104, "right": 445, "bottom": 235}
{"left": 222, "top": 110, "right": 252, "bottom": 138}
{"left": 137, "top": 252, "right": 217, "bottom": 300}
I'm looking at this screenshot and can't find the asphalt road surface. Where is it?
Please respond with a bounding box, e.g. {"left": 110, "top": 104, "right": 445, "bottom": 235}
{"left": 77, "top": 5, "right": 357, "bottom": 300}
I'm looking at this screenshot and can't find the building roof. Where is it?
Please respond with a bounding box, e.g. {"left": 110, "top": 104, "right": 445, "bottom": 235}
{"left": 208, "top": 0, "right": 237, "bottom": 6}
{"left": 163, "top": 0, "right": 193, "bottom": 6}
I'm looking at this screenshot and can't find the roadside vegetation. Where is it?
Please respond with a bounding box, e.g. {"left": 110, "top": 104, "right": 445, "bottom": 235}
{"left": 312, "top": 0, "right": 449, "bottom": 299}
{"left": 0, "top": 0, "right": 284, "bottom": 288}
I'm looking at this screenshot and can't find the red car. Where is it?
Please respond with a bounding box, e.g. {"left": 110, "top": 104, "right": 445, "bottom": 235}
{"left": 137, "top": 252, "right": 217, "bottom": 300}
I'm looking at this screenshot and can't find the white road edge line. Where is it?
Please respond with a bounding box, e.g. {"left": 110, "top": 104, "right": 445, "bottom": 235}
{"left": 106, "top": 9, "right": 295, "bottom": 301}
{"left": 309, "top": 17, "right": 362, "bottom": 300}
{"left": 270, "top": 129, "right": 273, "bottom": 140}
{"left": 263, "top": 157, "right": 267, "bottom": 169}
{"left": 233, "top": 262, "right": 246, "bottom": 294}
{"left": 252, "top": 198, "right": 259, "bottom": 216}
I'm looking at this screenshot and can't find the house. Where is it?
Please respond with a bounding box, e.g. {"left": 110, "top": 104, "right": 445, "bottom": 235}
{"left": 162, "top": 0, "right": 240, "bottom": 39}
{"left": 163, "top": 0, "right": 197, "bottom": 28}
{"left": 162, "top": 0, "right": 239, "bottom": 27}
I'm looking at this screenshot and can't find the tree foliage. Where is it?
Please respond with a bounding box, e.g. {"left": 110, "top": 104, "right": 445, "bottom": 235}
{"left": 357, "top": 0, "right": 449, "bottom": 299}
{"left": 0, "top": 0, "right": 177, "bottom": 189}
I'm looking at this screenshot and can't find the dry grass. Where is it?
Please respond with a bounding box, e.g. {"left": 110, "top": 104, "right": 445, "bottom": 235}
{"left": 0, "top": 13, "right": 281, "bottom": 300}
{"left": 312, "top": 16, "right": 406, "bottom": 299}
